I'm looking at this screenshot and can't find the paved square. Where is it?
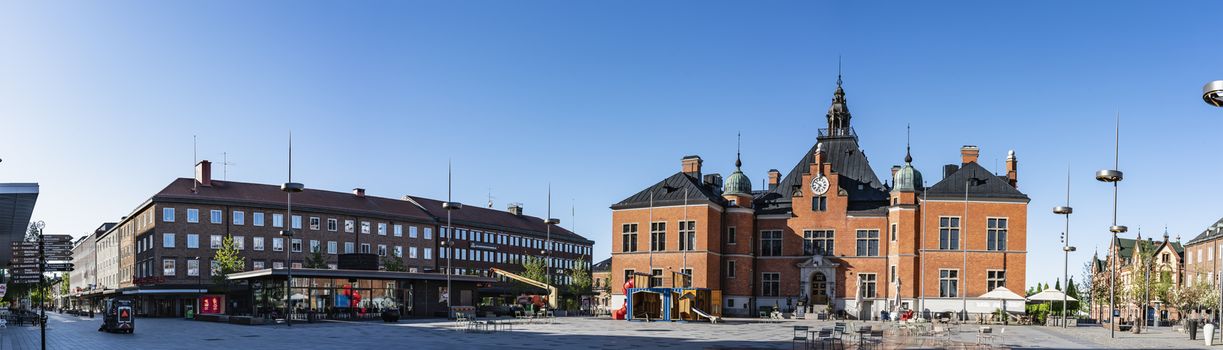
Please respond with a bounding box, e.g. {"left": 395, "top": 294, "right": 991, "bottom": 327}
{"left": 2, "top": 312, "right": 1219, "bottom": 349}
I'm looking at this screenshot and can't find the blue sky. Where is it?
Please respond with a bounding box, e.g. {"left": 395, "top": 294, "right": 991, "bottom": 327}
{"left": 2, "top": 1, "right": 1222, "bottom": 288}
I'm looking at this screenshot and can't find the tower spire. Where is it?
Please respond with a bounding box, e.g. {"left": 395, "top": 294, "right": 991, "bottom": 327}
{"left": 904, "top": 124, "right": 912, "bottom": 164}
{"left": 735, "top": 132, "right": 742, "bottom": 168}
{"left": 837, "top": 55, "right": 842, "bottom": 87}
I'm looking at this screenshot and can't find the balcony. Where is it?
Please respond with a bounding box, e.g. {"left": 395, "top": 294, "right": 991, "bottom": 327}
{"left": 818, "top": 127, "right": 856, "bottom": 139}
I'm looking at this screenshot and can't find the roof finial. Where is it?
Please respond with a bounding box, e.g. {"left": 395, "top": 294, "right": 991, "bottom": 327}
{"left": 735, "top": 132, "right": 742, "bottom": 168}
{"left": 904, "top": 124, "right": 912, "bottom": 164}
{"left": 836, "top": 55, "right": 843, "bottom": 87}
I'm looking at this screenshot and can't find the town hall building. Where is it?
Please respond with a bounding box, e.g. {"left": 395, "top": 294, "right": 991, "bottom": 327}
{"left": 609, "top": 76, "right": 1029, "bottom": 319}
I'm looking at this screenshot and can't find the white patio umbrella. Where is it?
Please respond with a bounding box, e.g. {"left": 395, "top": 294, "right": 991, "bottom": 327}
{"left": 980, "top": 287, "right": 1027, "bottom": 322}
{"left": 1028, "top": 289, "right": 1077, "bottom": 324}
{"left": 1028, "top": 289, "right": 1077, "bottom": 302}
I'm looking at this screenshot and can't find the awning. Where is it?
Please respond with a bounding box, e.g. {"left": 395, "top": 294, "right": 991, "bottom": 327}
{"left": 121, "top": 289, "right": 208, "bottom": 295}
{"left": 227, "top": 268, "right": 496, "bottom": 284}
{"left": 0, "top": 183, "right": 38, "bottom": 269}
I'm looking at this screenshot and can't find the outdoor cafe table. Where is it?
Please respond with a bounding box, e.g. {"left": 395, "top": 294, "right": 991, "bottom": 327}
{"left": 856, "top": 326, "right": 871, "bottom": 347}
{"left": 808, "top": 328, "right": 833, "bottom": 347}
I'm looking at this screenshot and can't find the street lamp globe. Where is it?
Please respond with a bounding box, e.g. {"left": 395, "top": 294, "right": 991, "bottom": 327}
{"left": 1203, "top": 80, "right": 1223, "bottom": 107}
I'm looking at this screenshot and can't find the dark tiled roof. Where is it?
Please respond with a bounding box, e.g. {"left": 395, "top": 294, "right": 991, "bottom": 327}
{"left": 925, "top": 162, "right": 1028, "bottom": 201}
{"left": 610, "top": 172, "right": 726, "bottom": 210}
{"left": 155, "top": 178, "right": 435, "bottom": 222}
{"left": 756, "top": 136, "right": 889, "bottom": 214}
{"left": 1186, "top": 217, "right": 1223, "bottom": 245}
{"left": 407, "top": 196, "right": 592, "bottom": 244}
{"left": 592, "top": 257, "right": 611, "bottom": 272}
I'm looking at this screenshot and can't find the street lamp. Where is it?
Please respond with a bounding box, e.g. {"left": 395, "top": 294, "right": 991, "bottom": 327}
{"left": 443, "top": 161, "right": 461, "bottom": 314}
{"left": 1096, "top": 116, "right": 1124, "bottom": 338}
{"left": 1204, "top": 80, "right": 1223, "bottom": 339}
{"left": 281, "top": 132, "right": 304, "bottom": 327}
{"left": 35, "top": 220, "right": 46, "bottom": 350}
{"left": 1055, "top": 166, "right": 1074, "bottom": 328}
{"left": 1202, "top": 80, "right": 1223, "bottom": 107}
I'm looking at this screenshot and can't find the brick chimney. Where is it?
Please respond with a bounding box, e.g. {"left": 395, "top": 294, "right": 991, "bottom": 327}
{"left": 681, "top": 155, "right": 702, "bottom": 178}
{"left": 353, "top": 188, "right": 366, "bottom": 197}
{"left": 1005, "top": 150, "right": 1018, "bottom": 188}
{"left": 960, "top": 145, "right": 980, "bottom": 165}
{"left": 767, "top": 169, "right": 781, "bottom": 190}
{"left": 195, "top": 160, "right": 212, "bottom": 187}
{"left": 891, "top": 165, "right": 901, "bottom": 179}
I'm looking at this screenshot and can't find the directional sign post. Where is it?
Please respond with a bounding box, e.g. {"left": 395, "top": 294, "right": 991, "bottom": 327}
{"left": 45, "top": 263, "right": 73, "bottom": 272}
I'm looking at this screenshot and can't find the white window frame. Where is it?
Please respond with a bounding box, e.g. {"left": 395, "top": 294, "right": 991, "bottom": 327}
{"left": 163, "top": 207, "right": 175, "bottom": 222}
{"left": 163, "top": 233, "right": 175, "bottom": 248}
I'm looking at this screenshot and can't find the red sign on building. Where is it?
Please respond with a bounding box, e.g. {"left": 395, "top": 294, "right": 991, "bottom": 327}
{"left": 199, "top": 295, "right": 225, "bottom": 315}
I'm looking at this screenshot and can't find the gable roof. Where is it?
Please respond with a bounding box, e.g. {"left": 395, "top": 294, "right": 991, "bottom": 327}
{"left": 610, "top": 172, "right": 726, "bottom": 210}
{"left": 592, "top": 257, "right": 611, "bottom": 273}
{"left": 154, "top": 178, "right": 435, "bottom": 223}
{"left": 926, "top": 162, "right": 1028, "bottom": 201}
{"left": 407, "top": 196, "right": 592, "bottom": 244}
{"left": 756, "top": 135, "right": 889, "bottom": 215}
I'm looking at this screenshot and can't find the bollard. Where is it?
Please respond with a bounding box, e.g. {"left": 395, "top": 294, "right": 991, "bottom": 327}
{"left": 1207, "top": 323, "right": 1216, "bottom": 346}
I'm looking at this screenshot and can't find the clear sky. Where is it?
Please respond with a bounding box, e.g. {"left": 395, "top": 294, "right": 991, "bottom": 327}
{"left": 2, "top": 1, "right": 1221, "bottom": 288}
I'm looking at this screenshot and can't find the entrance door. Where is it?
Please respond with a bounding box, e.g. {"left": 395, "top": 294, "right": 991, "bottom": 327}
{"left": 811, "top": 273, "right": 829, "bottom": 305}
{"left": 859, "top": 301, "right": 873, "bottom": 320}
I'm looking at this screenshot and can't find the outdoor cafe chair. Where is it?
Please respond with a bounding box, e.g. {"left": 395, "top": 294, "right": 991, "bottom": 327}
{"left": 792, "top": 326, "right": 809, "bottom": 350}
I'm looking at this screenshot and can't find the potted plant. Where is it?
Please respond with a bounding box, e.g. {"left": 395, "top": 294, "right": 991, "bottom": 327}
{"left": 380, "top": 301, "right": 400, "bottom": 322}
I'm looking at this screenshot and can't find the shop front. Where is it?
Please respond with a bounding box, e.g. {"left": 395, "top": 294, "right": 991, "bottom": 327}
{"left": 227, "top": 268, "right": 495, "bottom": 320}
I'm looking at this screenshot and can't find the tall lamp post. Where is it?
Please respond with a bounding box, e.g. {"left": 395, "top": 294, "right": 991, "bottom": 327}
{"left": 280, "top": 133, "right": 304, "bottom": 327}
{"left": 544, "top": 185, "right": 560, "bottom": 288}
{"left": 1055, "top": 167, "right": 1075, "bottom": 328}
{"left": 1203, "top": 80, "right": 1223, "bottom": 338}
{"left": 35, "top": 220, "right": 46, "bottom": 350}
{"left": 442, "top": 162, "right": 461, "bottom": 312}
{"left": 1096, "top": 116, "right": 1125, "bottom": 338}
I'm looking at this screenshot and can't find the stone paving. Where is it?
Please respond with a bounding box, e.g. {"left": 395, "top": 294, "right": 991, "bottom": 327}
{"left": 1, "top": 312, "right": 1220, "bottom": 349}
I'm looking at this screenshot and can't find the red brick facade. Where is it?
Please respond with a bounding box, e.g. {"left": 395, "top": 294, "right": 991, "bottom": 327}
{"left": 609, "top": 80, "right": 1028, "bottom": 319}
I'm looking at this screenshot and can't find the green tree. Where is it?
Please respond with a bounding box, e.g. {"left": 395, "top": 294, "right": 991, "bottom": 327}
{"left": 1079, "top": 261, "right": 1096, "bottom": 316}
{"left": 1036, "top": 283, "right": 1044, "bottom": 293}
{"left": 1124, "top": 239, "right": 1158, "bottom": 333}
{"left": 1055, "top": 278, "right": 1061, "bottom": 291}
{"left": 60, "top": 272, "right": 70, "bottom": 295}
{"left": 24, "top": 222, "right": 39, "bottom": 242}
{"left": 521, "top": 255, "right": 549, "bottom": 285}
{"left": 381, "top": 255, "right": 407, "bottom": 272}
{"left": 210, "top": 234, "right": 246, "bottom": 291}
{"left": 567, "top": 257, "right": 592, "bottom": 298}
{"left": 304, "top": 247, "right": 328, "bottom": 269}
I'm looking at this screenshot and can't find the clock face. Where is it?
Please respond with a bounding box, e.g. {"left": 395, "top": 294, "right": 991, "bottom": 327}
{"left": 810, "top": 175, "right": 830, "bottom": 195}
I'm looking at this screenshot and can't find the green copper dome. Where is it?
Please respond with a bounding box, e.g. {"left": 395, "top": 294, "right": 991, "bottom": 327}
{"left": 724, "top": 155, "right": 752, "bottom": 195}
{"left": 892, "top": 149, "right": 923, "bottom": 192}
